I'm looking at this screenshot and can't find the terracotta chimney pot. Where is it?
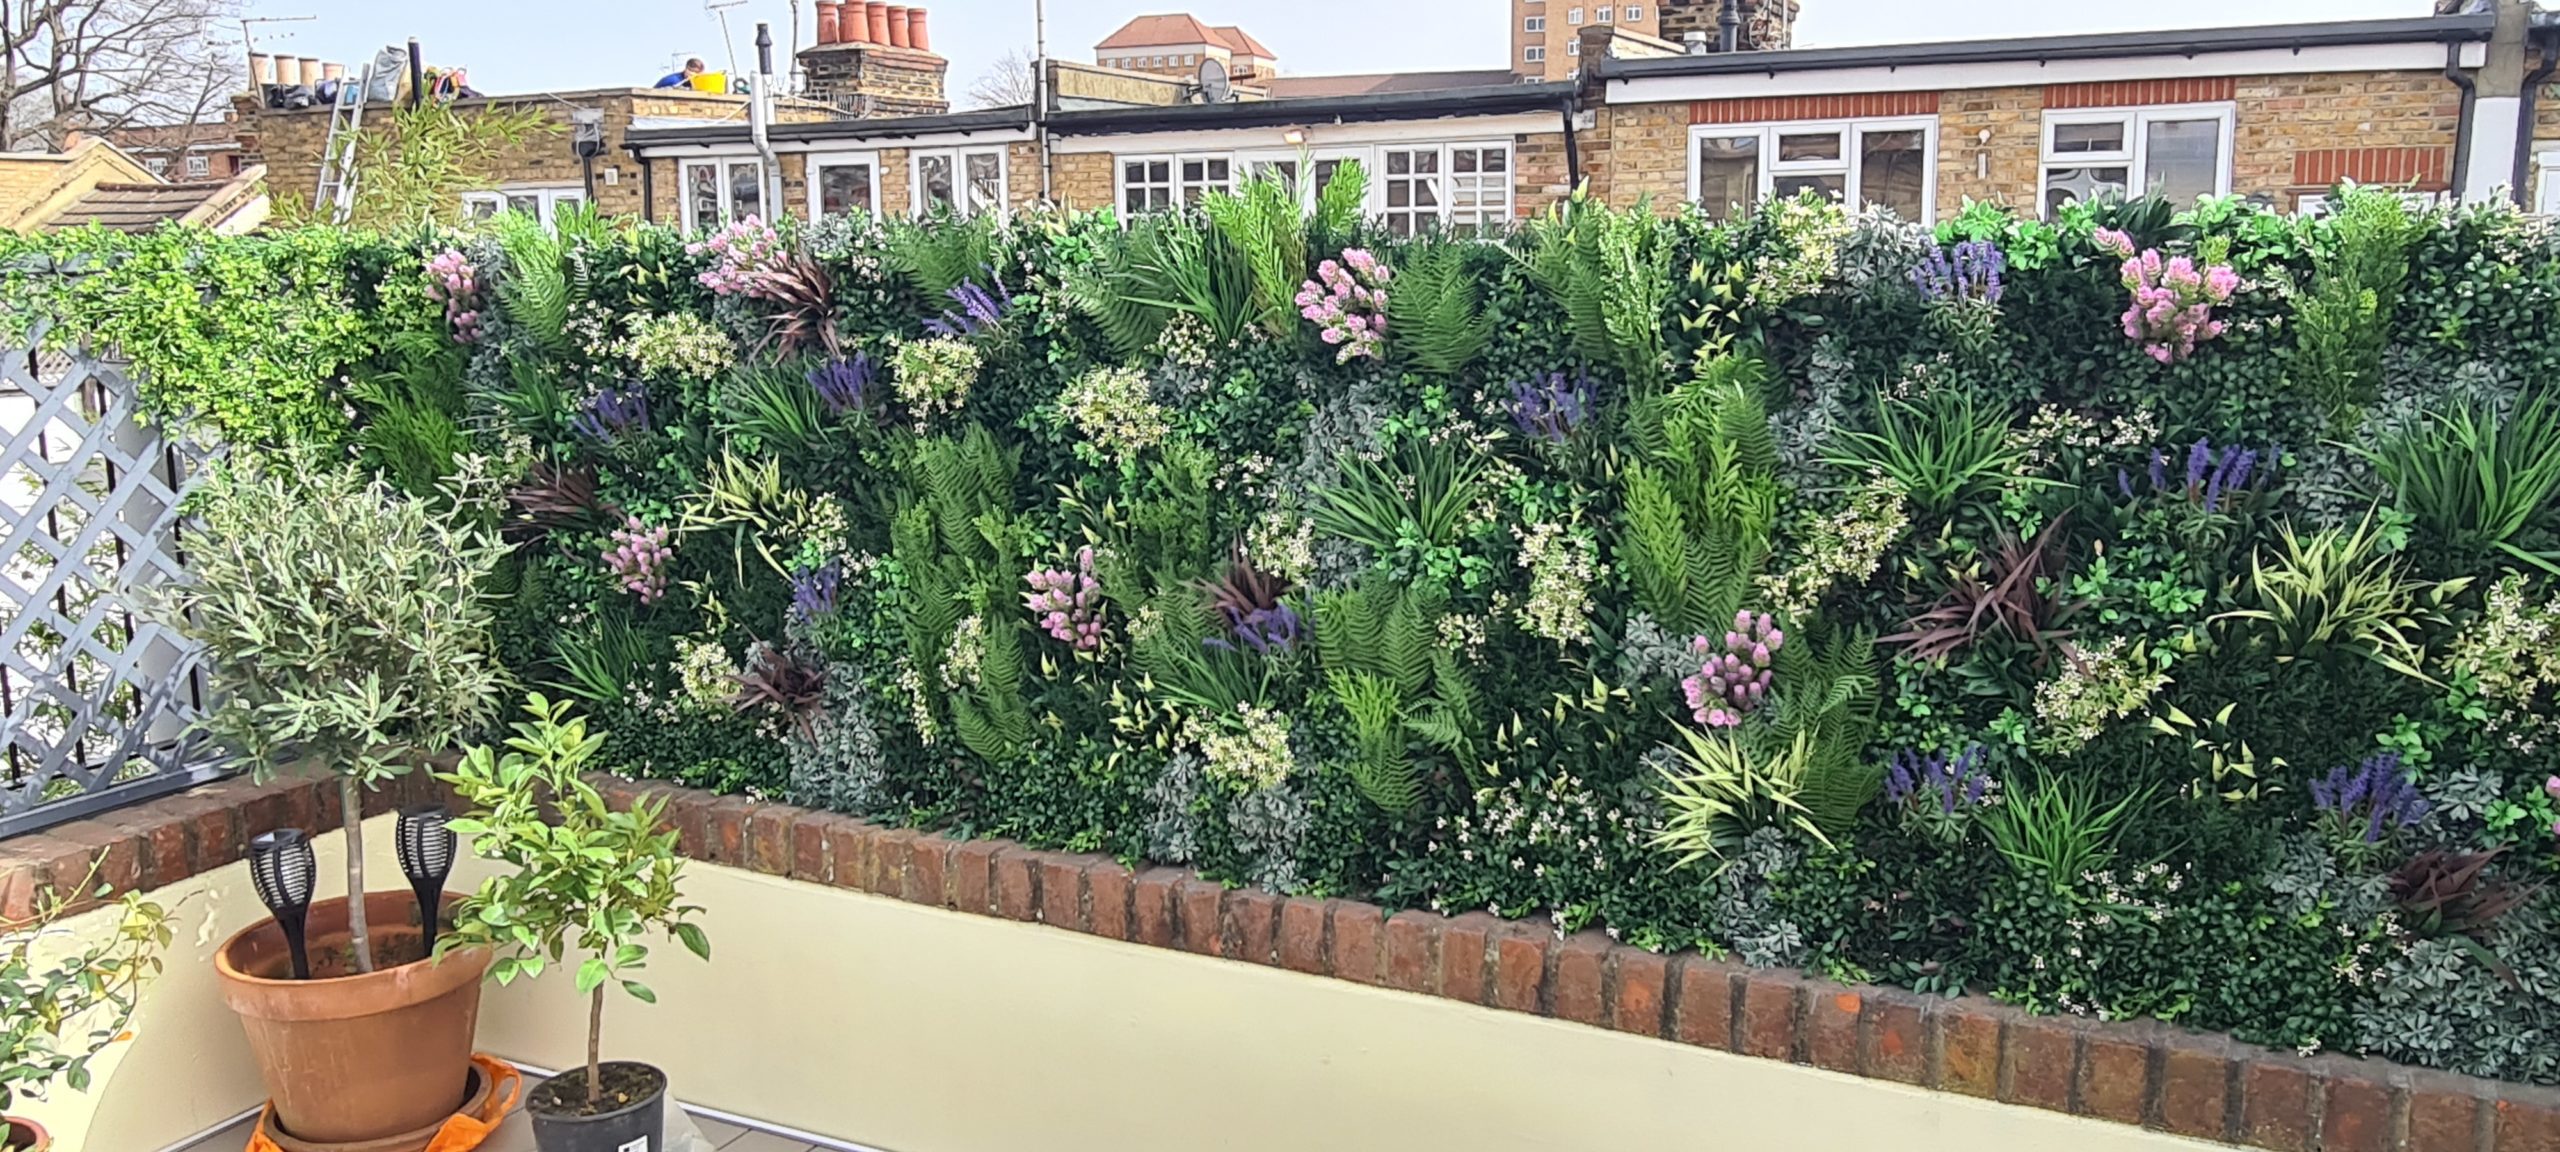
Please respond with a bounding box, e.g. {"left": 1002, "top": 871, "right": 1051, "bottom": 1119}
{"left": 908, "top": 8, "right": 930, "bottom": 52}
{"left": 886, "top": 6, "right": 911, "bottom": 48}
{"left": 275, "top": 56, "right": 302, "bottom": 85}
{"left": 844, "top": 1, "right": 872, "bottom": 42}
{"left": 815, "top": 1, "right": 837, "bottom": 44}
{"left": 321, "top": 62, "right": 345, "bottom": 81}
{"left": 867, "top": 3, "right": 891, "bottom": 45}
{"left": 249, "top": 53, "right": 275, "bottom": 85}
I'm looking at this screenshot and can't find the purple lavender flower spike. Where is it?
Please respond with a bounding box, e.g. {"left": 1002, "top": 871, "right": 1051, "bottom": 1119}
{"left": 808, "top": 353, "right": 875, "bottom": 415}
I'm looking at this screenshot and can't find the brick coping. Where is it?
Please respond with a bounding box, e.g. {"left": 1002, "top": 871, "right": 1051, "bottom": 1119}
{"left": 8, "top": 772, "right": 2559, "bottom": 1152}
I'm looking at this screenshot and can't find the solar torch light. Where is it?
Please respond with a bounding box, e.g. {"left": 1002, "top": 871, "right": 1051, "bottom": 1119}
{"left": 396, "top": 805, "right": 458, "bottom": 943}
{"left": 246, "top": 829, "right": 316, "bottom": 980}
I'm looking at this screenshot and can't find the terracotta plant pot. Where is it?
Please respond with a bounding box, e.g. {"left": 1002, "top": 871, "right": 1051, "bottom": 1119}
{"left": 216, "top": 891, "right": 491, "bottom": 1146}
{"left": 260, "top": 1063, "right": 496, "bottom": 1152}
{"left": 3, "top": 1117, "right": 50, "bottom": 1152}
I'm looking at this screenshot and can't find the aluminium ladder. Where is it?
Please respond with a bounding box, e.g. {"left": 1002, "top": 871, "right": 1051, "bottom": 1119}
{"left": 312, "top": 46, "right": 409, "bottom": 225}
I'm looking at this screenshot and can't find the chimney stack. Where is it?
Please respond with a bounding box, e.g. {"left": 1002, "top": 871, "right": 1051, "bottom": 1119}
{"left": 908, "top": 9, "right": 930, "bottom": 52}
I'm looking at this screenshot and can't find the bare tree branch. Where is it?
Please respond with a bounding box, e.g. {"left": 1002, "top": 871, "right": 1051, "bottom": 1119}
{"left": 964, "top": 47, "right": 1035, "bottom": 112}
{"left": 0, "top": 0, "right": 236, "bottom": 151}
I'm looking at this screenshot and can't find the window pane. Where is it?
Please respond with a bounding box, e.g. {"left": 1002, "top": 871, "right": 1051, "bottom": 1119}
{"left": 920, "top": 154, "right": 956, "bottom": 212}
{"left": 2044, "top": 166, "right": 2129, "bottom": 214}
{"left": 965, "top": 152, "right": 1003, "bottom": 215}
{"left": 1695, "top": 136, "right": 1759, "bottom": 222}
{"left": 729, "top": 162, "right": 764, "bottom": 221}
{"left": 1387, "top": 182, "right": 1411, "bottom": 208}
{"left": 1411, "top": 151, "right": 1439, "bottom": 174}
{"left": 686, "top": 164, "right": 720, "bottom": 228}
{"left": 1778, "top": 132, "right": 1842, "bottom": 162}
{"left": 2051, "top": 120, "right": 2126, "bottom": 155}
{"left": 1483, "top": 149, "right": 1508, "bottom": 174}
{"left": 1387, "top": 151, "right": 1412, "bottom": 176}
{"left": 1858, "top": 129, "right": 1927, "bottom": 220}
{"left": 820, "top": 163, "right": 873, "bottom": 218}
{"left": 1182, "top": 159, "right": 1205, "bottom": 182}
{"left": 1204, "top": 158, "right": 1229, "bottom": 182}
{"left": 1124, "top": 160, "right": 1150, "bottom": 183}
{"left": 1778, "top": 173, "right": 1845, "bottom": 201}
{"left": 506, "top": 192, "right": 542, "bottom": 217}
{"left": 464, "top": 196, "right": 501, "bottom": 221}
{"left": 2144, "top": 118, "right": 2221, "bottom": 204}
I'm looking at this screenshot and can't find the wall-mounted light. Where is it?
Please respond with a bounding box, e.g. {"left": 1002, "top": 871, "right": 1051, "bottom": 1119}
{"left": 1282, "top": 127, "right": 1307, "bottom": 147}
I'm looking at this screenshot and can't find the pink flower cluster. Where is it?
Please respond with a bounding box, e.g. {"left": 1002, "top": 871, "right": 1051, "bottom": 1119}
{"left": 2095, "top": 230, "right": 2239, "bottom": 364}
{"left": 1682, "top": 611, "right": 1784, "bottom": 728}
{"left": 604, "top": 514, "right": 673, "bottom": 604}
{"left": 425, "top": 247, "right": 484, "bottom": 343}
{"left": 686, "top": 216, "right": 787, "bottom": 298}
{"left": 1024, "top": 546, "right": 1106, "bottom": 651}
{"left": 2547, "top": 775, "right": 2559, "bottom": 837}
{"left": 1295, "top": 248, "right": 1390, "bottom": 364}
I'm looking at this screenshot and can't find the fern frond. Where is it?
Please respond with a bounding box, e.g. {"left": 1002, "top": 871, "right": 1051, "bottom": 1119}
{"left": 1388, "top": 242, "right": 1494, "bottom": 379}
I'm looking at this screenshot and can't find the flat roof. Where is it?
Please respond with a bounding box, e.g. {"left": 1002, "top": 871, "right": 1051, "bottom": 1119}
{"left": 1597, "top": 13, "right": 2495, "bottom": 79}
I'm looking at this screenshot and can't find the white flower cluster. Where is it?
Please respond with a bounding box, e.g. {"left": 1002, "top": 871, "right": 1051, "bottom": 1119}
{"left": 1058, "top": 365, "right": 1170, "bottom": 465}
{"left": 891, "top": 336, "right": 983, "bottom": 429}
{"left": 1244, "top": 508, "right": 1317, "bottom": 585}
{"left": 1194, "top": 702, "right": 1294, "bottom": 789}
{"left": 674, "top": 635, "right": 735, "bottom": 712}
{"left": 941, "top": 614, "right": 987, "bottom": 692}
{"left": 1513, "top": 521, "right": 1604, "bottom": 647}
{"left": 2446, "top": 574, "right": 2560, "bottom": 753}
{"left": 1757, "top": 475, "right": 1907, "bottom": 621}
{"left": 618, "top": 311, "right": 735, "bottom": 382}
{"left": 2032, "top": 637, "right": 2169, "bottom": 755}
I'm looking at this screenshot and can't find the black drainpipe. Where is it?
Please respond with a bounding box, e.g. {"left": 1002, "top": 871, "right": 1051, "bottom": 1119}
{"left": 2446, "top": 39, "right": 2477, "bottom": 202}
{"left": 638, "top": 150, "right": 657, "bottom": 224}
{"left": 1561, "top": 92, "right": 1582, "bottom": 192}
{"left": 2513, "top": 28, "right": 2556, "bottom": 206}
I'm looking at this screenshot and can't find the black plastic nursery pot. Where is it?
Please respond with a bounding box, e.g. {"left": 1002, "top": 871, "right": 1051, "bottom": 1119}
{"left": 527, "top": 1061, "right": 667, "bottom": 1152}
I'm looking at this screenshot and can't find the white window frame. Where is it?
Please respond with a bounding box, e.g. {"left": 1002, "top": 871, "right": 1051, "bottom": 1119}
{"left": 1525, "top": 44, "right": 1546, "bottom": 63}
{"left": 1525, "top": 14, "right": 1545, "bottom": 31}
{"left": 807, "top": 150, "right": 883, "bottom": 221}
{"left": 1567, "top": 40, "right": 1580, "bottom": 56}
{"left": 1568, "top": 5, "right": 1583, "bottom": 23}
{"left": 2038, "top": 102, "right": 2235, "bottom": 218}
{"left": 1372, "top": 141, "right": 1514, "bottom": 234}
{"left": 1596, "top": 4, "right": 1612, "bottom": 21}
{"left": 464, "top": 185, "right": 590, "bottom": 229}
{"left": 910, "top": 146, "right": 1009, "bottom": 219}
{"left": 1113, "top": 152, "right": 1234, "bottom": 215}
{"left": 184, "top": 153, "right": 210, "bottom": 178}
{"left": 2534, "top": 143, "right": 2560, "bottom": 216}
{"left": 677, "top": 158, "right": 766, "bottom": 231}
{"left": 1685, "top": 117, "right": 1939, "bottom": 222}
{"left": 1625, "top": 5, "right": 1644, "bottom": 20}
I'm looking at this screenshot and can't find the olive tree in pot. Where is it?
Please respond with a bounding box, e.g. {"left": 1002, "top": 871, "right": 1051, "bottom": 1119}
{"left": 0, "top": 864, "right": 170, "bottom": 1152}
{"left": 151, "top": 447, "right": 510, "bottom": 1144}
{"left": 441, "top": 695, "right": 710, "bottom": 1152}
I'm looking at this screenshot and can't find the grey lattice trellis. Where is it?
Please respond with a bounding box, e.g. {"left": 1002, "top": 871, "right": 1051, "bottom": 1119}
{"left": 0, "top": 336, "right": 224, "bottom": 836}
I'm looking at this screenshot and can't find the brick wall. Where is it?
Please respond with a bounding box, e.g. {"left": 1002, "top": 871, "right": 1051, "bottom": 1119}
{"left": 1515, "top": 130, "right": 1573, "bottom": 218}
{"left": 237, "top": 89, "right": 815, "bottom": 220}
{"left": 1054, "top": 152, "right": 1114, "bottom": 213}
{"left": 1934, "top": 86, "right": 2046, "bottom": 214}
{"left": 1597, "top": 67, "right": 2464, "bottom": 220}
{"left": 26, "top": 771, "right": 2560, "bottom": 1152}
{"left": 2233, "top": 70, "right": 2460, "bottom": 209}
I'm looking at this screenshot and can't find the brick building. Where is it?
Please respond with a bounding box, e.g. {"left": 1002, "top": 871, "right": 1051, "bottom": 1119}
{"left": 1511, "top": 0, "right": 1662, "bottom": 81}
{"left": 1094, "top": 15, "right": 1277, "bottom": 81}
{"left": 609, "top": 7, "right": 2552, "bottom": 232}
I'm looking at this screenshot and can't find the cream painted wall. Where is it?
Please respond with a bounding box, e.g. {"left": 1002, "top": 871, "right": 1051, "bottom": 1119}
{"left": 32, "top": 817, "right": 2229, "bottom": 1152}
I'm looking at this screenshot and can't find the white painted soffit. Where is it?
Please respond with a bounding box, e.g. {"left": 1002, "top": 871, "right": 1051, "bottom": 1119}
{"left": 1607, "top": 40, "right": 2488, "bottom": 103}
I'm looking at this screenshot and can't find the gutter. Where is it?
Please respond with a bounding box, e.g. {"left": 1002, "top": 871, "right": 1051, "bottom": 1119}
{"left": 2448, "top": 39, "right": 2478, "bottom": 202}
{"left": 1560, "top": 91, "right": 1581, "bottom": 193}
{"left": 1596, "top": 14, "right": 2495, "bottom": 80}
{"left": 1043, "top": 82, "right": 1578, "bottom": 138}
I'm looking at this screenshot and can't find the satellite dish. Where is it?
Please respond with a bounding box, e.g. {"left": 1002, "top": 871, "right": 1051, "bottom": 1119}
{"left": 1197, "top": 57, "right": 1231, "bottom": 103}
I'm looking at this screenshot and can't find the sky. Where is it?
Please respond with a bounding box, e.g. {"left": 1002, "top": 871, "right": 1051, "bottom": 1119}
{"left": 239, "top": 0, "right": 2434, "bottom": 107}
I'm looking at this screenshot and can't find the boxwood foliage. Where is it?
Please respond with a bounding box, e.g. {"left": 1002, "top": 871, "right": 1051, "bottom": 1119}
{"left": 13, "top": 183, "right": 2560, "bottom": 1079}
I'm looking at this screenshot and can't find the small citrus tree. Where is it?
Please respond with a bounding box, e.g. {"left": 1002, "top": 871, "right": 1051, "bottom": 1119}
{"left": 440, "top": 694, "right": 709, "bottom": 1110}
{"left": 0, "top": 862, "right": 170, "bottom": 1118}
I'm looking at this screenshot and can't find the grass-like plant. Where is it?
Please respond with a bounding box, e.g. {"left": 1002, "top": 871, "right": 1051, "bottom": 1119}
{"left": 2218, "top": 513, "right": 2466, "bottom": 682}
{"left": 1650, "top": 726, "right": 1825, "bottom": 867}
{"left": 1982, "top": 773, "right": 2147, "bottom": 891}
{"left": 2361, "top": 388, "right": 2560, "bottom": 576}
{"left": 442, "top": 695, "right": 709, "bottom": 1113}
{"left": 717, "top": 362, "right": 838, "bottom": 458}
{"left": 154, "top": 447, "right": 509, "bottom": 972}
{"left": 1311, "top": 438, "right": 1488, "bottom": 561}
{"left": 1522, "top": 187, "right": 1674, "bottom": 394}
{"left": 1826, "top": 390, "right": 2038, "bottom": 519}
{"left": 1200, "top": 171, "right": 1310, "bottom": 339}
